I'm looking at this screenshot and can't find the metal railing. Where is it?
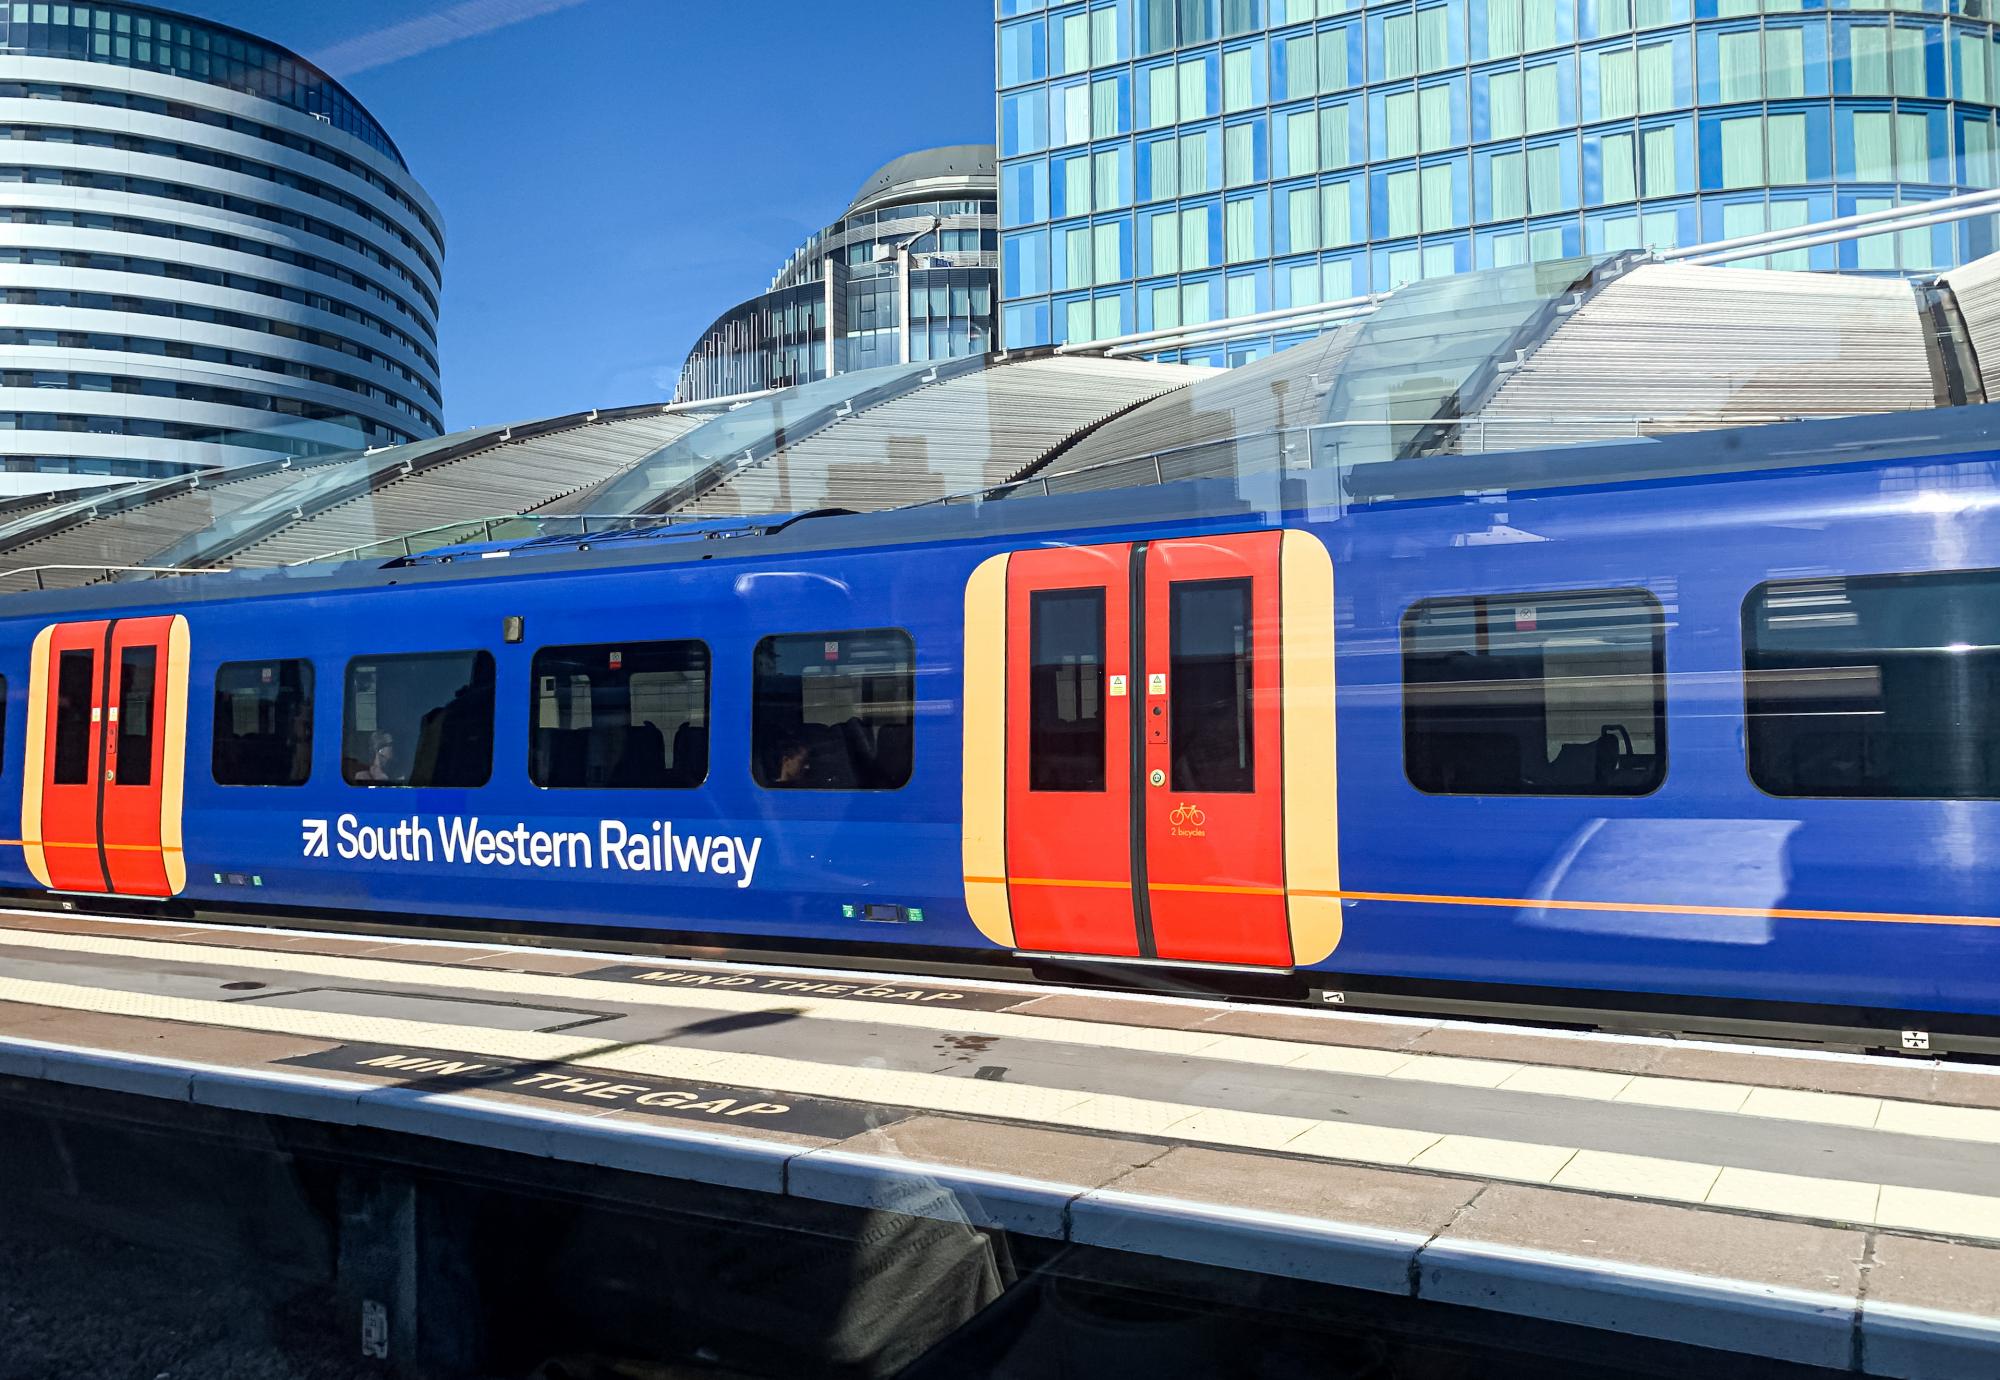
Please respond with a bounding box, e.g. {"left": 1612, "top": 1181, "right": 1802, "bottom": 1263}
{"left": 0, "top": 563, "right": 234, "bottom": 591}
{"left": 917, "top": 411, "right": 1833, "bottom": 507}
{"left": 297, "top": 512, "right": 704, "bottom": 567}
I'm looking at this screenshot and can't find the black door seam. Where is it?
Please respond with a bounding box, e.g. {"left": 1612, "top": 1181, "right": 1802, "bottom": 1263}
{"left": 1129, "top": 542, "right": 1156, "bottom": 959}
{"left": 92, "top": 618, "right": 116, "bottom": 893}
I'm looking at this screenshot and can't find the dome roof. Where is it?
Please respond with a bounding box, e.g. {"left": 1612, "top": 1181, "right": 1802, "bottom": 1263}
{"left": 844, "top": 145, "right": 996, "bottom": 217}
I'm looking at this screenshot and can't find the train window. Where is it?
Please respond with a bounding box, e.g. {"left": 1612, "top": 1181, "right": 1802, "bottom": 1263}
{"left": 1746, "top": 570, "right": 2000, "bottom": 799}
{"left": 1403, "top": 590, "right": 1666, "bottom": 796}
{"left": 114, "top": 646, "right": 157, "bottom": 788}
{"left": 752, "top": 629, "right": 914, "bottom": 790}
{"left": 530, "top": 640, "right": 710, "bottom": 789}
{"left": 1171, "top": 578, "right": 1254, "bottom": 794}
{"left": 213, "top": 659, "right": 314, "bottom": 787}
{"left": 343, "top": 651, "right": 494, "bottom": 788}
{"left": 1030, "top": 589, "right": 1106, "bottom": 791}
{"left": 52, "top": 648, "right": 93, "bottom": 785}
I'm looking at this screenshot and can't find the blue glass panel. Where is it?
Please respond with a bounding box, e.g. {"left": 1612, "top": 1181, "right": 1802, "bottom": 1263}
{"left": 1226, "top": 116, "right": 1269, "bottom": 184}
{"left": 1095, "top": 0, "right": 1133, "bottom": 65}
{"left": 1050, "top": 217, "right": 1090, "bottom": 290}
{"left": 1271, "top": 32, "right": 1312, "bottom": 101}
{"left": 1833, "top": 19, "right": 1889, "bottom": 96}
{"left": 1050, "top": 3, "right": 1089, "bottom": 72}
{"left": 1223, "top": 37, "right": 1268, "bottom": 109}
{"left": 1002, "top": 229, "right": 1052, "bottom": 296}
{"left": 1694, "top": 21, "right": 1756, "bottom": 106}
{"left": 1272, "top": 254, "right": 1317, "bottom": 305}
{"left": 1001, "top": 17, "right": 1049, "bottom": 86}
{"left": 1053, "top": 291, "right": 1091, "bottom": 342}
{"left": 1914, "top": 22, "right": 1948, "bottom": 98}
{"left": 1783, "top": 101, "right": 1836, "bottom": 184}
{"left": 1225, "top": 190, "right": 1271, "bottom": 260}
{"left": 1324, "top": 20, "right": 1364, "bottom": 92}
{"left": 1429, "top": 73, "right": 1472, "bottom": 148}
{"left": 1786, "top": 20, "right": 1833, "bottom": 99}
{"left": 1100, "top": 286, "right": 1135, "bottom": 334}
{"left": 1001, "top": 158, "right": 1049, "bottom": 227}
{"left": 1183, "top": 272, "right": 1225, "bottom": 318}
{"left": 1326, "top": 171, "right": 1368, "bottom": 243}
{"left": 1223, "top": 0, "right": 1264, "bottom": 36}
{"left": 1912, "top": 103, "right": 1951, "bottom": 183}
{"left": 1136, "top": 132, "right": 1176, "bottom": 201}
{"left": 1003, "top": 298, "right": 1049, "bottom": 347}
{"left": 1642, "top": 114, "right": 1697, "bottom": 196}
{"left": 1100, "top": 213, "right": 1137, "bottom": 279}
{"left": 1323, "top": 96, "right": 1366, "bottom": 166}
{"left": 1138, "top": 207, "right": 1174, "bottom": 274}
{"left": 1002, "top": 89, "right": 1050, "bottom": 155}
{"left": 1227, "top": 265, "right": 1272, "bottom": 313}
{"left": 1052, "top": 151, "right": 1085, "bottom": 218}
{"left": 1135, "top": 59, "right": 1174, "bottom": 126}
{"left": 1527, "top": 215, "right": 1580, "bottom": 257}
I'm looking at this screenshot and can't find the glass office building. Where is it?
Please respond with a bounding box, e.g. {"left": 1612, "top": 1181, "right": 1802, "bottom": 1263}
{"left": 0, "top": 2, "right": 443, "bottom": 488}
{"left": 997, "top": 0, "right": 2000, "bottom": 363}
{"left": 676, "top": 146, "right": 999, "bottom": 402}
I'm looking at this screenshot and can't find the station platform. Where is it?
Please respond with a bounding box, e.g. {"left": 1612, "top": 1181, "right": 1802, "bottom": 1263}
{"left": 0, "top": 906, "right": 1996, "bottom": 1377}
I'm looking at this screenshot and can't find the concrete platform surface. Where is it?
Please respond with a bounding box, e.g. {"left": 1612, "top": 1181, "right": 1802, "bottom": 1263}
{"left": 0, "top": 907, "right": 1995, "bottom": 1378}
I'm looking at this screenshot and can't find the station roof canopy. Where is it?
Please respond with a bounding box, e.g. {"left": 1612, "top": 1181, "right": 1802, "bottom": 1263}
{"left": 0, "top": 248, "right": 1995, "bottom": 591}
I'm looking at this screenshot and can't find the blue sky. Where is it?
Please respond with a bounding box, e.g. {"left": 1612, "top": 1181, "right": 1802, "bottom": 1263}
{"left": 196, "top": 1, "right": 996, "bottom": 431}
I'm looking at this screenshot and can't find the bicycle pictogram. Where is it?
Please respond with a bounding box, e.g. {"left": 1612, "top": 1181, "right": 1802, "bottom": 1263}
{"left": 1169, "top": 802, "right": 1206, "bottom": 828}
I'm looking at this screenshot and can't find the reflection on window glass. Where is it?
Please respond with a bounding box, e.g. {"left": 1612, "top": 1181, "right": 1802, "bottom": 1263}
{"left": 213, "top": 659, "right": 313, "bottom": 787}
{"left": 1746, "top": 570, "right": 2000, "bottom": 799}
{"left": 531, "top": 640, "right": 710, "bottom": 789}
{"left": 1030, "top": 589, "right": 1106, "bottom": 791}
{"left": 1403, "top": 589, "right": 1665, "bottom": 795}
{"left": 1171, "top": 579, "right": 1254, "bottom": 793}
{"left": 344, "top": 651, "right": 494, "bottom": 788}
{"left": 753, "top": 630, "right": 914, "bottom": 791}
{"left": 114, "top": 646, "right": 156, "bottom": 788}
{"left": 53, "top": 648, "right": 93, "bottom": 786}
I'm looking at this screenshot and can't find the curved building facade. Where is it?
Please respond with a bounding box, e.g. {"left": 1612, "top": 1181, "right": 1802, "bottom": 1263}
{"left": 998, "top": 0, "right": 2000, "bottom": 364}
{"left": 0, "top": 3, "right": 443, "bottom": 489}
{"left": 676, "top": 145, "right": 998, "bottom": 403}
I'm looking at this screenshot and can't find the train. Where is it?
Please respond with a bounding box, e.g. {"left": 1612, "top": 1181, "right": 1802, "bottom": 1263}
{"left": 4, "top": 404, "right": 2000, "bottom": 1044}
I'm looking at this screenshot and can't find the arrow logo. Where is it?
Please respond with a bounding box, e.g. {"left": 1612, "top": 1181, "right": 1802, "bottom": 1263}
{"left": 302, "top": 818, "right": 329, "bottom": 858}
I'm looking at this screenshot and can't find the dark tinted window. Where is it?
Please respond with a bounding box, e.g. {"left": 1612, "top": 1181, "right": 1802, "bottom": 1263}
{"left": 753, "top": 630, "right": 914, "bottom": 790}
{"left": 114, "top": 645, "right": 156, "bottom": 788}
{"left": 52, "top": 647, "right": 93, "bottom": 785}
{"left": 1403, "top": 589, "right": 1665, "bottom": 796}
{"left": 213, "top": 659, "right": 313, "bottom": 786}
{"left": 1029, "top": 589, "right": 1106, "bottom": 791}
{"left": 344, "top": 651, "right": 494, "bottom": 788}
{"left": 1171, "top": 578, "right": 1254, "bottom": 793}
{"left": 1746, "top": 570, "right": 2000, "bottom": 798}
{"left": 531, "top": 640, "right": 710, "bottom": 789}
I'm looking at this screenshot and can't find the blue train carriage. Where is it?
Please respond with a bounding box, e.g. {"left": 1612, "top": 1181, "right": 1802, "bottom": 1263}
{"left": 0, "top": 405, "right": 1996, "bottom": 1031}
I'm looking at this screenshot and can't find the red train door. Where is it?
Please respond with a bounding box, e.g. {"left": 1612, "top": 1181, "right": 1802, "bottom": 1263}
{"left": 1004, "top": 543, "right": 1139, "bottom": 956}
{"left": 997, "top": 535, "right": 1293, "bottom": 967}
{"left": 24, "top": 615, "right": 190, "bottom": 898}
{"left": 1141, "top": 533, "right": 1290, "bottom": 965}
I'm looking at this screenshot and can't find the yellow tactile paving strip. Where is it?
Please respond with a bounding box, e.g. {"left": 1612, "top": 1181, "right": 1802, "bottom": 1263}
{"left": 2, "top": 969, "right": 1999, "bottom": 1245}
{"left": 3, "top": 922, "right": 1998, "bottom": 1145}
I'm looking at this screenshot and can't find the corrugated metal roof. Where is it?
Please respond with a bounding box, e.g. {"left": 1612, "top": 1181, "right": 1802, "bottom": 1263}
{"left": 675, "top": 355, "right": 1199, "bottom": 515}
{"left": 224, "top": 411, "right": 709, "bottom": 568}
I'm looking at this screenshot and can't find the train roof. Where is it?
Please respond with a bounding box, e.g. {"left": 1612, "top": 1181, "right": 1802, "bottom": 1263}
{"left": 0, "top": 402, "right": 1994, "bottom": 623}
